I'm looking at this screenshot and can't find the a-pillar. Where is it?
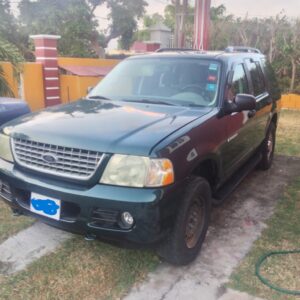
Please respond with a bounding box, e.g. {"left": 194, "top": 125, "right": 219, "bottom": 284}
{"left": 30, "top": 35, "right": 61, "bottom": 107}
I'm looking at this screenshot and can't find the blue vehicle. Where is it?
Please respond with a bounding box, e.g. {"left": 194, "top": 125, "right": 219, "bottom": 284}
{"left": 0, "top": 97, "right": 30, "bottom": 126}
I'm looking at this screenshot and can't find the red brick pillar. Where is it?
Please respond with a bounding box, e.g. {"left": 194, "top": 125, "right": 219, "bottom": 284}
{"left": 30, "top": 35, "right": 61, "bottom": 107}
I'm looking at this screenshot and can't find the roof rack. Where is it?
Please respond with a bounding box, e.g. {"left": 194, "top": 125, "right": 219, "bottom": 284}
{"left": 224, "top": 46, "right": 262, "bottom": 54}
{"left": 156, "top": 48, "right": 196, "bottom": 53}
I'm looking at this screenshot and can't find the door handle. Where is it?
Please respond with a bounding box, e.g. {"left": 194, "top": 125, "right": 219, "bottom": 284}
{"left": 248, "top": 110, "right": 256, "bottom": 118}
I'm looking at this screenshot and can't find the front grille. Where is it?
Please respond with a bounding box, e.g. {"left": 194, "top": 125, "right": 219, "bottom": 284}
{"left": 12, "top": 138, "right": 104, "bottom": 180}
{"left": 0, "top": 179, "right": 13, "bottom": 202}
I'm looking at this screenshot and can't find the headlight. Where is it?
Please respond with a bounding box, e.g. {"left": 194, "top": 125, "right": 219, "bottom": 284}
{"left": 0, "top": 134, "right": 13, "bottom": 162}
{"left": 100, "top": 154, "right": 174, "bottom": 188}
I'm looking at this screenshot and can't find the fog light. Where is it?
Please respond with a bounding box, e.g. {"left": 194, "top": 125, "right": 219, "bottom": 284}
{"left": 121, "top": 212, "right": 134, "bottom": 228}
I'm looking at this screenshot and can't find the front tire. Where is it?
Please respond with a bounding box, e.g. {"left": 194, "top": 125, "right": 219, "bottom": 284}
{"left": 157, "top": 177, "right": 211, "bottom": 265}
{"left": 259, "top": 123, "right": 276, "bottom": 170}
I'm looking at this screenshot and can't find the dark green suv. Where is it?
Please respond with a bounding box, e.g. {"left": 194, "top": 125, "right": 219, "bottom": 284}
{"left": 0, "top": 47, "right": 281, "bottom": 265}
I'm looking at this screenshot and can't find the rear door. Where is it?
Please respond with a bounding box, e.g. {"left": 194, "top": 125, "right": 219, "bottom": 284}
{"left": 244, "top": 58, "right": 271, "bottom": 148}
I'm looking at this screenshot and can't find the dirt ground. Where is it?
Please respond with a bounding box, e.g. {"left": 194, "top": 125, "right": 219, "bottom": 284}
{"left": 124, "top": 155, "right": 300, "bottom": 300}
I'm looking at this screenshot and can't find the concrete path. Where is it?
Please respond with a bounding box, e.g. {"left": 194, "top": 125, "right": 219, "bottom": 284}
{"left": 124, "top": 156, "right": 300, "bottom": 300}
{"left": 0, "top": 222, "right": 71, "bottom": 275}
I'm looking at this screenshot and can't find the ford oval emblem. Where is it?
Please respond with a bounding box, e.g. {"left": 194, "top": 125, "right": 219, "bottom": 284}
{"left": 42, "top": 153, "right": 58, "bottom": 164}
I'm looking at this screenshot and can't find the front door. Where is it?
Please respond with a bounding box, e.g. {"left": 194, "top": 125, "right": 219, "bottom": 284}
{"left": 222, "top": 63, "right": 254, "bottom": 178}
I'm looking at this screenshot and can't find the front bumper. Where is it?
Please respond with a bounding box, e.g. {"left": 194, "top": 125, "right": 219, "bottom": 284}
{"left": 0, "top": 158, "right": 184, "bottom": 245}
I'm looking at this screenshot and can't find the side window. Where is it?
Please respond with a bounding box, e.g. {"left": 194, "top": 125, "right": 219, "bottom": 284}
{"left": 245, "top": 59, "right": 266, "bottom": 97}
{"left": 261, "top": 58, "right": 281, "bottom": 101}
{"left": 228, "top": 64, "right": 249, "bottom": 100}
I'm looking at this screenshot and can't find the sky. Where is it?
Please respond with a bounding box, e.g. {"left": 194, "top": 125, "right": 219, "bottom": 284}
{"left": 145, "top": 0, "right": 300, "bottom": 17}
{"left": 211, "top": 0, "right": 300, "bottom": 18}
{"left": 97, "top": 0, "right": 300, "bottom": 49}
{"left": 10, "top": 0, "right": 300, "bottom": 49}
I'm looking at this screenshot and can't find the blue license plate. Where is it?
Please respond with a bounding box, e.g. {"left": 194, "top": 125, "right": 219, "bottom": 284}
{"left": 30, "top": 193, "right": 61, "bottom": 220}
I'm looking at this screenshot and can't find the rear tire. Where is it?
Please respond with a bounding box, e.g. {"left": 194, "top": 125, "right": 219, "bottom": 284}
{"left": 259, "top": 123, "right": 276, "bottom": 170}
{"left": 157, "top": 177, "right": 211, "bottom": 265}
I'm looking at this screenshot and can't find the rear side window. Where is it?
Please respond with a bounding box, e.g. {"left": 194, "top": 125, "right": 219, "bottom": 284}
{"left": 245, "top": 59, "right": 266, "bottom": 97}
{"left": 261, "top": 59, "right": 281, "bottom": 101}
{"left": 228, "top": 64, "right": 249, "bottom": 100}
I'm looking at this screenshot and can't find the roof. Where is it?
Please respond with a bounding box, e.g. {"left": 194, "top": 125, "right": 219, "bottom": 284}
{"left": 128, "top": 50, "right": 265, "bottom": 62}
{"left": 149, "top": 22, "right": 172, "bottom": 32}
{"left": 59, "top": 65, "right": 114, "bottom": 77}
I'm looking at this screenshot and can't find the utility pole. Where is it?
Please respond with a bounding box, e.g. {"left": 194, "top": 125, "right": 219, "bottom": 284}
{"left": 194, "top": 0, "right": 211, "bottom": 50}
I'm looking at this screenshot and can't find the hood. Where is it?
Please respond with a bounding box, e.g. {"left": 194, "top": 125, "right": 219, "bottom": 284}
{"left": 3, "top": 99, "right": 210, "bottom": 156}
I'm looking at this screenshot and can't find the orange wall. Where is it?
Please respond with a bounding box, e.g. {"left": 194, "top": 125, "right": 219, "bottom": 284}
{"left": 60, "top": 75, "right": 102, "bottom": 103}
{"left": 58, "top": 57, "right": 119, "bottom": 104}
{"left": 22, "top": 63, "right": 45, "bottom": 111}
{"left": 58, "top": 57, "right": 120, "bottom": 67}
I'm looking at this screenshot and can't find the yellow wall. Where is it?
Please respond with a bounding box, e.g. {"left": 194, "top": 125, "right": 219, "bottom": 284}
{"left": 22, "top": 63, "right": 45, "bottom": 111}
{"left": 60, "top": 75, "right": 102, "bottom": 103}
{"left": 0, "top": 62, "right": 19, "bottom": 97}
{"left": 58, "top": 57, "right": 119, "bottom": 104}
{"left": 280, "top": 94, "right": 300, "bottom": 110}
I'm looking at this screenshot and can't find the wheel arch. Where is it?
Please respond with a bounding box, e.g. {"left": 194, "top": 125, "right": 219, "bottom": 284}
{"left": 191, "top": 156, "right": 221, "bottom": 191}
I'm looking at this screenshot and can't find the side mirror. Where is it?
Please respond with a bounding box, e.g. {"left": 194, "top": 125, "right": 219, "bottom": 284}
{"left": 222, "top": 94, "right": 256, "bottom": 116}
{"left": 235, "top": 94, "right": 256, "bottom": 112}
{"left": 87, "top": 86, "right": 94, "bottom": 94}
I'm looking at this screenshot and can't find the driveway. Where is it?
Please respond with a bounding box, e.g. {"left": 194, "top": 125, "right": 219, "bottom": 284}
{"left": 124, "top": 155, "right": 300, "bottom": 300}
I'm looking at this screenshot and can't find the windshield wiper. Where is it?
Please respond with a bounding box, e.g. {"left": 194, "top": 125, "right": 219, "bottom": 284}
{"left": 122, "top": 98, "right": 176, "bottom": 106}
{"left": 88, "top": 95, "right": 112, "bottom": 100}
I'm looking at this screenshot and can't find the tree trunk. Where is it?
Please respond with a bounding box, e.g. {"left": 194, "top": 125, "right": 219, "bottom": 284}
{"left": 290, "top": 57, "right": 296, "bottom": 92}
{"left": 174, "top": 0, "right": 180, "bottom": 48}
{"left": 179, "top": 0, "right": 188, "bottom": 48}
{"left": 268, "top": 36, "right": 274, "bottom": 63}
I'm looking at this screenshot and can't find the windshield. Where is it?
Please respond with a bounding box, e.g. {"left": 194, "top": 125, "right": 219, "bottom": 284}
{"left": 89, "top": 58, "right": 221, "bottom": 107}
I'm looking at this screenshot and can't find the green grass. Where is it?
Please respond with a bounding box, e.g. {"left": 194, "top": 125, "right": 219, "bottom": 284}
{"left": 0, "top": 200, "right": 34, "bottom": 244}
{"left": 276, "top": 110, "right": 300, "bottom": 156}
{"left": 228, "top": 109, "right": 300, "bottom": 299}
{"left": 0, "top": 237, "right": 159, "bottom": 300}
{"left": 228, "top": 179, "right": 300, "bottom": 300}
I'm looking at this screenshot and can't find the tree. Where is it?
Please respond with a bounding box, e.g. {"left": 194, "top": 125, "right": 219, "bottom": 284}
{"left": 164, "top": 4, "right": 175, "bottom": 32}
{"left": 19, "top": 0, "right": 101, "bottom": 57}
{"left": 276, "top": 19, "right": 300, "bottom": 91}
{"left": 104, "top": 0, "right": 147, "bottom": 48}
{"left": 134, "top": 13, "right": 164, "bottom": 42}
{"left": 18, "top": 0, "right": 147, "bottom": 57}
{"left": 118, "top": 19, "right": 137, "bottom": 50}
{"left": 0, "top": 0, "right": 30, "bottom": 59}
{"left": 0, "top": 37, "right": 24, "bottom": 97}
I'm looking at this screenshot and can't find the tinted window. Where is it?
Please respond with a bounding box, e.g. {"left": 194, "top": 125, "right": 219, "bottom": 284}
{"left": 89, "top": 58, "right": 221, "bottom": 107}
{"left": 261, "top": 58, "right": 281, "bottom": 101}
{"left": 228, "top": 64, "right": 249, "bottom": 100}
{"left": 245, "top": 59, "right": 266, "bottom": 96}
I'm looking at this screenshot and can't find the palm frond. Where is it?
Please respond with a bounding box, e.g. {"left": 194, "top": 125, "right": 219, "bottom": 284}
{"left": 0, "top": 37, "right": 24, "bottom": 97}
{"left": 0, "top": 66, "right": 14, "bottom": 97}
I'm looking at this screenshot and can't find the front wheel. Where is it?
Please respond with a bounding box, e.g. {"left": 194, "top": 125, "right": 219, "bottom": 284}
{"left": 157, "top": 177, "right": 211, "bottom": 265}
{"left": 258, "top": 122, "right": 276, "bottom": 170}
